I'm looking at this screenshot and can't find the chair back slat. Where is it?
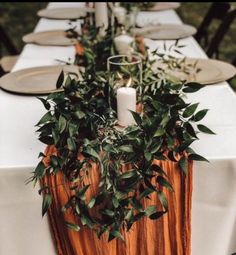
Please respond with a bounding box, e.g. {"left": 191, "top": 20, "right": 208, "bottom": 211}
{"left": 195, "top": 3, "right": 231, "bottom": 46}
{"left": 207, "top": 8, "right": 236, "bottom": 58}
{"left": 0, "top": 25, "right": 18, "bottom": 56}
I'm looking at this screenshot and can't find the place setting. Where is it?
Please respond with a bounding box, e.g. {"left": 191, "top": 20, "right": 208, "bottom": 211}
{"left": 0, "top": 65, "right": 81, "bottom": 95}
{"left": 152, "top": 57, "right": 236, "bottom": 85}
{"left": 22, "top": 30, "right": 78, "bottom": 46}
{"left": 37, "top": 6, "right": 94, "bottom": 20}
{"left": 131, "top": 24, "right": 197, "bottom": 40}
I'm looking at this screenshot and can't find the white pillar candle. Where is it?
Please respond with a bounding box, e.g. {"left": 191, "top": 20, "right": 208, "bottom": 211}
{"left": 117, "top": 87, "right": 136, "bottom": 127}
{"left": 114, "top": 34, "right": 134, "bottom": 55}
{"left": 95, "top": 2, "right": 108, "bottom": 37}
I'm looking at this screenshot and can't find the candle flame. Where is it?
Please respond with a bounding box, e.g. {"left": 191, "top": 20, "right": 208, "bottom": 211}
{"left": 126, "top": 77, "right": 132, "bottom": 87}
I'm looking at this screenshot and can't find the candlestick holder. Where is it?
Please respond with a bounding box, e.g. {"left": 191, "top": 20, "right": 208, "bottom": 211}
{"left": 107, "top": 54, "right": 142, "bottom": 127}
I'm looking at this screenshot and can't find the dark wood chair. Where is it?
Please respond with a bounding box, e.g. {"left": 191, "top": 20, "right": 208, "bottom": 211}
{"left": 0, "top": 25, "right": 19, "bottom": 74}
{"left": 232, "top": 57, "right": 236, "bottom": 67}
{"left": 195, "top": 3, "right": 231, "bottom": 48}
{"left": 207, "top": 8, "right": 236, "bottom": 58}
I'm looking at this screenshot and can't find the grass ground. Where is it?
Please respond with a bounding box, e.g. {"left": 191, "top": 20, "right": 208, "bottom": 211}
{"left": 0, "top": 2, "right": 235, "bottom": 89}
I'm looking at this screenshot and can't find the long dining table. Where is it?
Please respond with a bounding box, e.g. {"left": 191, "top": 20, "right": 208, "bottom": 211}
{"left": 0, "top": 2, "right": 236, "bottom": 255}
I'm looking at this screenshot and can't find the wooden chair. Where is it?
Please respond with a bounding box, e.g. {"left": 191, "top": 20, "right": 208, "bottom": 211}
{"left": 195, "top": 3, "right": 231, "bottom": 48}
{"left": 232, "top": 57, "right": 236, "bottom": 67}
{"left": 207, "top": 8, "right": 236, "bottom": 58}
{"left": 0, "top": 25, "right": 19, "bottom": 74}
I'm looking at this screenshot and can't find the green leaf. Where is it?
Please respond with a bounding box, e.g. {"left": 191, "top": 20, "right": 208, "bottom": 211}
{"left": 88, "top": 198, "right": 96, "bottom": 208}
{"left": 183, "top": 103, "right": 199, "bottom": 118}
{"left": 125, "top": 209, "right": 133, "bottom": 221}
{"left": 115, "top": 191, "right": 126, "bottom": 200}
{"left": 194, "top": 109, "right": 208, "bottom": 122}
{"left": 84, "top": 146, "right": 101, "bottom": 161}
{"left": 149, "top": 211, "right": 166, "bottom": 220}
{"left": 167, "top": 151, "right": 177, "bottom": 162}
{"left": 197, "top": 124, "right": 216, "bottom": 135}
{"left": 178, "top": 139, "right": 195, "bottom": 152}
{"left": 42, "top": 193, "right": 52, "bottom": 217}
{"left": 119, "top": 170, "right": 137, "bottom": 179}
{"left": 118, "top": 145, "right": 133, "bottom": 153}
{"left": 154, "top": 128, "right": 165, "bottom": 137}
{"left": 179, "top": 157, "right": 188, "bottom": 175}
{"left": 108, "top": 230, "right": 124, "bottom": 242}
{"left": 76, "top": 184, "right": 90, "bottom": 198}
{"left": 156, "top": 176, "right": 173, "bottom": 191}
{"left": 58, "top": 115, "right": 67, "bottom": 133}
{"left": 139, "top": 188, "right": 154, "bottom": 199}
{"left": 151, "top": 164, "right": 167, "bottom": 177}
{"left": 69, "top": 123, "right": 78, "bottom": 137}
{"left": 144, "top": 178, "right": 156, "bottom": 191}
{"left": 145, "top": 205, "right": 157, "bottom": 216}
{"left": 112, "top": 196, "right": 119, "bottom": 208}
{"left": 102, "top": 209, "right": 115, "bottom": 217}
{"left": 81, "top": 215, "right": 93, "bottom": 228}
{"left": 39, "top": 135, "right": 54, "bottom": 145}
{"left": 158, "top": 191, "right": 168, "bottom": 210}
{"left": 37, "top": 97, "right": 50, "bottom": 110}
{"left": 133, "top": 211, "right": 146, "bottom": 222}
{"left": 160, "top": 114, "right": 169, "bottom": 127}
{"left": 130, "top": 198, "right": 142, "bottom": 210}
{"left": 50, "top": 155, "right": 59, "bottom": 168}
{"left": 52, "top": 130, "right": 60, "bottom": 145}
{"left": 150, "top": 142, "right": 162, "bottom": 154}
{"left": 34, "top": 161, "right": 46, "bottom": 178}
{"left": 144, "top": 151, "right": 152, "bottom": 161}
{"left": 56, "top": 70, "right": 64, "bottom": 89}
{"left": 185, "top": 122, "right": 198, "bottom": 138}
{"left": 75, "top": 110, "right": 86, "bottom": 119}
{"left": 188, "top": 153, "right": 209, "bottom": 162}
{"left": 98, "top": 225, "right": 107, "bottom": 239}
{"left": 66, "top": 221, "right": 80, "bottom": 232}
{"left": 183, "top": 82, "right": 204, "bottom": 93}
{"left": 67, "top": 137, "right": 76, "bottom": 151}
{"left": 130, "top": 111, "right": 142, "bottom": 126}
{"left": 36, "top": 112, "right": 52, "bottom": 126}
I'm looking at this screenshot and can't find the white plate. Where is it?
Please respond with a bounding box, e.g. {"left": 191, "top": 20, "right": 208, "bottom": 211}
{"left": 0, "top": 65, "right": 81, "bottom": 95}
{"left": 37, "top": 7, "right": 94, "bottom": 20}
{"left": 131, "top": 24, "right": 197, "bottom": 40}
{"left": 152, "top": 58, "right": 236, "bottom": 85}
{"left": 23, "top": 30, "right": 77, "bottom": 46}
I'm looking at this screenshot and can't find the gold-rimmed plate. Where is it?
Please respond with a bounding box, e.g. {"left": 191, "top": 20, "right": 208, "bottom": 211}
{"left": 0, "top": 65, "right": 81, "bottom": 95}
{"left": 140, "top": 2, "right": 180, "bottom": 12}
{"left": 37, "top": 7, "right": 94, "bottom": 20}
{"left": 23, "top": 30, "right": 77, "bottom": 46}
{"left": 131, "top": 24, "right": 197, "bottom": 40}
{"left": 152, "top": 58, "right": 236, "bottom": 85}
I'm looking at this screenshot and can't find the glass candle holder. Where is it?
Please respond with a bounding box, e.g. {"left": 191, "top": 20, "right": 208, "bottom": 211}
{"left": 107, "top": 55, "right": 142, "bottom": 126}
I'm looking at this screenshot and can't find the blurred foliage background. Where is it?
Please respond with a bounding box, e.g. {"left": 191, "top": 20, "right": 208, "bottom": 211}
{"left": 0, "top": 2, "right": 235, "bottom": 89}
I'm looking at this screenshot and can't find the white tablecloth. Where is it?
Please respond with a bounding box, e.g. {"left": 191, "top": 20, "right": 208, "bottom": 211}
{"left": 0, "top": 2, "right": 236, "bottom": 255}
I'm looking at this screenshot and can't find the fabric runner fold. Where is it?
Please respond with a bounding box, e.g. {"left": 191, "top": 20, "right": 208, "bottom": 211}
{"left": 42, "top": 145, "right": 193, "bottom": 255}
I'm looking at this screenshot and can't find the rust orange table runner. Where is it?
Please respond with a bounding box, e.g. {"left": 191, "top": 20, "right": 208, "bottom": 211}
{"left": 42, "top": 145, "right": 193, "bottom": 255}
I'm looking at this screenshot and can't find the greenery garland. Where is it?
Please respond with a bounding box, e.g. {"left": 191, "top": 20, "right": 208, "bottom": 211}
{"left": 30, "top": 23, "right": 215, "bottom": 242}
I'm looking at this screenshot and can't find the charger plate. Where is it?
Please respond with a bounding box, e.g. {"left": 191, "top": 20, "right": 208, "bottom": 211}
{"left": 23, "top": 30, "right": 77, "bottom": 46}
{"left": 0, "top": 65, "right": 81, "bottom": 95}
{"left": 37, "top": 7, "right": 94, "bottom": 20}
{"left": 141, "top": 2, "right": 180, "bottom": 11}
{"left": 152, "top": 58, "right": 236, "bottom": 85}
{"left": 131, "top": 24, "right": 197, "bottom": 40}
